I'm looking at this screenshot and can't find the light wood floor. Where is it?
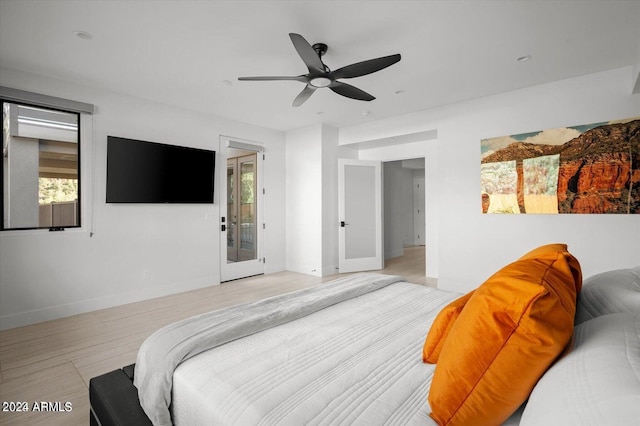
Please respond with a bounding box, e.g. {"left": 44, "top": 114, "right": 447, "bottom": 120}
{"left": 0, "top": 246, "right": 428, "bottom": 426}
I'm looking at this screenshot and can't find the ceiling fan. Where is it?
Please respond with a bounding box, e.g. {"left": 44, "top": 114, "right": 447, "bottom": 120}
{"left": 238, "top": 33, "right": 401, "bottom": 107}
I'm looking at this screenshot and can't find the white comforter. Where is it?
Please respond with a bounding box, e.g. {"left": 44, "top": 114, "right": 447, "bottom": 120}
{"left": 170, "top": 279, "right": 460, "bottom": 425}
{"left": 135, "top": 273, "right": 424, "bottom": 425}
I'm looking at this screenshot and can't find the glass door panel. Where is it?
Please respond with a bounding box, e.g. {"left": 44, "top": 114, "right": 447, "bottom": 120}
{"left": 344, "top": 164, "right": 377, "bottom": 259}
{"left": 226, "top": 159, "right": 238, "bottom": 262}
{"left": 226, "top": 153, "right": 257, "bottom": 264}
{"left": 238, "top": 155, "right": 257, "bottom": 261}
{"left": 338, "top": 159, "right": 383, "bottom": 273}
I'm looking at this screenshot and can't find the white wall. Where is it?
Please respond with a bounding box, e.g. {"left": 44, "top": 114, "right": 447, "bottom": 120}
{"left": 285, "top": 125, "right": 323, "bottom": 275}
{"left": 343, "top": 66, "right": 640, "bottom": 292}
{"left": 321, "top": 125, "right": 340, "bottom": 276}
{"left": 0, "top": 68, "right": 286, "bottom": 330}
{"left": 285, "top": 123, "right": 340, "bottom": 276}
{"left": 2, "top": 66, "right": 638, "bottom": 329}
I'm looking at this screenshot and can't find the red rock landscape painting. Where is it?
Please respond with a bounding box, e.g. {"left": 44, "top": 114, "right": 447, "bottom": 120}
{"left": 481, "top": 117, "right": 640, "bottom": 214}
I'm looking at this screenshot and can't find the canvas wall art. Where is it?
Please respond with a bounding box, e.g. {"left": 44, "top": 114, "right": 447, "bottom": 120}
{"left": 481, "top": 117, "right": 639, "bottom": 214}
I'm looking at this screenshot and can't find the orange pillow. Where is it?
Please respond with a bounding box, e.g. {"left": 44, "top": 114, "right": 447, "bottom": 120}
{"left": 428, "top": 243, "right": 582, "bottom": 426}
{"left": 422, "top": 290, "right": 475, "bottom": 364}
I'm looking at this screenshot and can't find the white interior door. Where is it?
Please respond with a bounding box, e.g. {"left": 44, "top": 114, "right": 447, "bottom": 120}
{"left": 338, "top": 159, "right": 383, "bottom": 273}
{"left": 414, "top": 174, "right": 425, "bottom": 246}
{"left": 219, "top": 137, "right": 264, "bottom": 282}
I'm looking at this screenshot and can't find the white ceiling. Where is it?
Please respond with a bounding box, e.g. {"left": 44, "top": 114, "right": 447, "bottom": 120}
{"left": 1, "top": 0, "right": 639, "bottom": 132}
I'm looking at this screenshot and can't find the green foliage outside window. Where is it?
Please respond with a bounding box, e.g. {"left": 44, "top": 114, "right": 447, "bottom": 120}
{"left": 241, "top": 172, "right": 254, "bottom": 204}
{"left": 39, "top": 178, "right": 78, "bottom": 204}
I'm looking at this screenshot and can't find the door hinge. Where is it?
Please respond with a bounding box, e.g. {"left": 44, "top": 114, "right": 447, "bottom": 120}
{"left": 262, "top": 188, "right": 265, "bottom": 195}
{"left": 263, "top": 153, "right": 265, "bottom": 160}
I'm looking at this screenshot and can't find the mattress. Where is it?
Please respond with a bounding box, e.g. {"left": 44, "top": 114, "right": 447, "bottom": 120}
{"left": 171, "top": 281, "right": 458, "bottom": 425}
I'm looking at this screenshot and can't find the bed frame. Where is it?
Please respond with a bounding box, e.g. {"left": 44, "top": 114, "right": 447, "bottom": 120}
{"left": 89, "top": 364, "right": 152, "bottom": 426}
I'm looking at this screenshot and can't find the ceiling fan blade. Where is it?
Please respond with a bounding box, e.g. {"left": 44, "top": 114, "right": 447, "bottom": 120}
{"left": 289, "top": 33, "right": 325, "bottom": 74}
{"left": 330, "top": 53, "right": 401, "bottom": 79}
{"left": 329, "top": 81, "right": 375, "bottom": 101}
{"left": 238, "top": 75, "right": 308, "bottom": 82}
{"left": 292, "top": 85, "right": 316, "bottom": 107}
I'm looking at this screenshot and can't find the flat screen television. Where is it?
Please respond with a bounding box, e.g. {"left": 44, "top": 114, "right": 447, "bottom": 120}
{"left": 106, "top": 136, "right": 215, "bottom": 203}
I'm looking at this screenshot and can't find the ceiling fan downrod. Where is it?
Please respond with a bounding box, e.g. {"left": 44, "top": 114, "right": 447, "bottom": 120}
{"left": 311, "top": 43, "right": 328, "bottom": 58}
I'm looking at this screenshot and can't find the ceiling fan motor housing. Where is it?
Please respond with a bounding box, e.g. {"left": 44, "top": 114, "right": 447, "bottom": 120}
{"left": 309, "top": 76, "right": 332, "bottom": 88}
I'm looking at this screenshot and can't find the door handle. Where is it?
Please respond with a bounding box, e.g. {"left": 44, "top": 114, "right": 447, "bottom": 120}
{"left": 340, "top": 221, "right": 349, "bottom": 227}
{"left": 221, "top": 224, "right": 226, "bottom": 232}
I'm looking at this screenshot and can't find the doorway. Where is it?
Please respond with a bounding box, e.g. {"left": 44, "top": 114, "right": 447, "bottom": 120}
{"left": 337, "top": 157, "right": 426, "bottom": 282}
{"left": 219, "top": 137, "right": 264, "bottom": 282}
{"left": 382, "top": 158, "right": 426, "bottom": 282}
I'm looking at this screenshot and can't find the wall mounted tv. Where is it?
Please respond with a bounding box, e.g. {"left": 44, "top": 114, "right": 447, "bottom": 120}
{"left": 106, "top": 136, "right": 215, "bottom": 203}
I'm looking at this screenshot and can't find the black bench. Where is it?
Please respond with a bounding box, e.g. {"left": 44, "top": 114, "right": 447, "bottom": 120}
{"left": 89, "top": 364, "right": 152, "bottom": 426}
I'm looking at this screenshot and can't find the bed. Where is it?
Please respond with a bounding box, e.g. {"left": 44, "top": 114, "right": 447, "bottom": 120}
{"left": 89, "top": 245, "right": 640, "bottom": 426}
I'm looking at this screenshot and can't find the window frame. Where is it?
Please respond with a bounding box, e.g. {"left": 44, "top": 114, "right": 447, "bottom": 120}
{"left": 1, "top": 98, "right": 82, "bottom": 232}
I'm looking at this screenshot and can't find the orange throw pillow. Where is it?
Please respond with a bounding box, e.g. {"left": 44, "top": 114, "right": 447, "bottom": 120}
{"left": 428, "top": 243, "right": 582, "bottom": 426}
{"left": 423, "top": 290, "right": 475, "bottom": 364}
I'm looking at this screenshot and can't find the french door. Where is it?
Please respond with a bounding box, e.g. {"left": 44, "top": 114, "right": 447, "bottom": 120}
{"left": 219, "top": 138, "right": 264, "bottom": 282}
{"left": 338, "top": 159, "right": 383, "bottom": 273}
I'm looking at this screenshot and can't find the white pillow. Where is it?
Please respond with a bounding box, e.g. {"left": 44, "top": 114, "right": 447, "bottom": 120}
{"left": 574, "top": 266, "right": 640, "bottom": 325}
{"left": 519, "top": 312, "right": 640, "bottom": 425}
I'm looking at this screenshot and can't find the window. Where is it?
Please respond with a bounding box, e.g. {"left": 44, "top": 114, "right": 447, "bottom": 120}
{"left": 1, "top": 100, "right": 81, "bottom": 230}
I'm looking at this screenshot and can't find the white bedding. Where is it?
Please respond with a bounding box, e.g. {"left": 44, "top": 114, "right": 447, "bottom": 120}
{"left": 519, "top": 312, "right": 640, "bottom": 425}
{"left": 136, "top": 273, "right": 406, "bottom": 425}
{"left": 171, "top": 281, "right": 459, "bottom": 425}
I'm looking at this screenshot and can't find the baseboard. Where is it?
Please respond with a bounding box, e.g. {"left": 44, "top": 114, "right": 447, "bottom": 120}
{"left": 322, "top": 264, "right": 339, "bottom": 277}
{"left": 0, "top": 277, "right": 218, "bottom": 331}
{"left": 426, "top": 276, "right": 439, "bottom": 287}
